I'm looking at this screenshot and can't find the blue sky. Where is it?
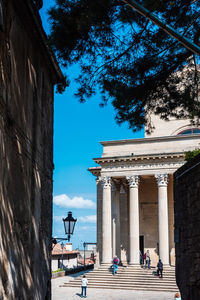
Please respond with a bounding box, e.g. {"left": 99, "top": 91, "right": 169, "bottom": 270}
{"left": 40, "top": 1, "right": 144, "bottom": 249}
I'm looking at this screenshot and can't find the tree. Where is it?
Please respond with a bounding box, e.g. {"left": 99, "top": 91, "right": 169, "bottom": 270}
{"left": 48, "top": 0, "right": 200, "bottom": 132}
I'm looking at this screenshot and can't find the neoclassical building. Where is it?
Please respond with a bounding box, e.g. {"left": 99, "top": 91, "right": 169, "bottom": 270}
{"left": 89, "top": 116, "right": 200, "bottom": 266}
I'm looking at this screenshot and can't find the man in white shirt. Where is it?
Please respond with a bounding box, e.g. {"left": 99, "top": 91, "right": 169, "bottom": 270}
{"left": 81, "top": 275, "right": 88, "bottom": 298}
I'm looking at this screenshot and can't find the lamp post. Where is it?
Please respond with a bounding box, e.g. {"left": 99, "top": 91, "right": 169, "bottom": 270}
{"left": 61, "top": 242, "right": 64, "bottom": 270}
{"left": 83, "top": 242, "right": 86, "bottom": 267}
{"left": 52, "top": 211, "right": 77, "bottom": 246}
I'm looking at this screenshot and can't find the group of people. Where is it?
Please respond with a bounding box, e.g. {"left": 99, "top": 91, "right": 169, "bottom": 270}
{"left": 80, "top": 255, "right": 181, "bottom": 299}
{"left": 140, "top": 249, "right": 151, "bottom": 269}
{"left": 140, "top": 250, "right": 163, "bottom": 278}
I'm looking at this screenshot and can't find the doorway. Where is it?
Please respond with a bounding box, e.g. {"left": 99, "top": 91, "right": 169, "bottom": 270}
{"left": 140, "top": 235, "right": 144, "bottom": 255}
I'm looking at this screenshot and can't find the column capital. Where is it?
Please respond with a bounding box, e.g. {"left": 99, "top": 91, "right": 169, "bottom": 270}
{"left": 100, "top": 176, "right": 111, "bottom": 188}
{"left": 126, "top": 175, "right": 139, "bottom": 188}
{"left": 96, "top": 176, "right": 100, "bottom": 184}
{"left": 155, "top": 174, "right": 168, "bottom": 187}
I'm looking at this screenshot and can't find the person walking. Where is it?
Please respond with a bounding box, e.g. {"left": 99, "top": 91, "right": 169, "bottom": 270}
{"left": 81, "top": 275, "right": 88, "bottom": 298}
{"left": 157, "top": 259, "right": 163, "bottom": 278}
{"left": 145, "top": 250, "right": 151, "bottom": 269}
{"left": 139, "top": 250, "right": 143, "bottom": 265}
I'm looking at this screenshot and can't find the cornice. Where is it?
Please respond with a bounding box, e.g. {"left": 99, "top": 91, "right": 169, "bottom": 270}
{"left": 93, "top": 152, "right": 185, "bottom": 164}
{"left": 100, "top": 133, "right": 200, "bottom": 146}
{"left": 88, "top": 167, "right": 101, "bottom": 176}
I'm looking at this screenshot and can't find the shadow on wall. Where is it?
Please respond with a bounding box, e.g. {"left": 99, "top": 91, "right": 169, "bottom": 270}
{"left": 0, "top": 2, "right": 54, "bottom": 298}
{"left": 0, "top": 80, "right": 53, "bottom": 300}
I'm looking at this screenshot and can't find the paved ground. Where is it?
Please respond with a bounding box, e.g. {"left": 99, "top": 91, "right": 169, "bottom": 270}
{"left": 52, "top": 276, "right": 176, "bottom": 300}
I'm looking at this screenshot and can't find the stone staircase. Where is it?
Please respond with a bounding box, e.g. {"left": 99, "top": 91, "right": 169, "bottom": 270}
{"left": 61, "top": 265, "right": 178, "bottom": 292}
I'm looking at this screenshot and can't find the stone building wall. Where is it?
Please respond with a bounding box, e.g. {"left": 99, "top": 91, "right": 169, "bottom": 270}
{"left": 0, "top": 0, "right": 62, "bottom": 299}
{"left": 174, "top": 153, "right": 200, "bottom": 300}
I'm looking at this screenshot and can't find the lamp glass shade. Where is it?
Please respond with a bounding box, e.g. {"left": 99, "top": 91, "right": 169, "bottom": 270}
{"left": 63, "top": 211, "right": 77, "bottom": 236}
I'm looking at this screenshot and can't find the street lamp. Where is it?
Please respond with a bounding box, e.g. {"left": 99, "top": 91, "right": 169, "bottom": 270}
{"left": 63, "top": 211, "right": 77, "bottom": 242}
{"left": 61, "top": 242, "right": 64, "bottom": 270}
{"left": 52, "top": 211, "right": 77, "bottom": 246}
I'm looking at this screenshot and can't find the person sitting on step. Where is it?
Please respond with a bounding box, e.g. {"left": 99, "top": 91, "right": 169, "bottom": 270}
{"left": 112, "top": 256, "right": 119, "bottom": 275}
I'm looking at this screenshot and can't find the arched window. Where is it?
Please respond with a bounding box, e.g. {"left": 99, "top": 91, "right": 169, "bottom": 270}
{"left": 177, "top": 128, "right": 200, "bottom": 135}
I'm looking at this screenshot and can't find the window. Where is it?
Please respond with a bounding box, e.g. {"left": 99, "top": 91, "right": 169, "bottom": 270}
{"left": 178, "top": 128, "right": 200, "bottom": 135}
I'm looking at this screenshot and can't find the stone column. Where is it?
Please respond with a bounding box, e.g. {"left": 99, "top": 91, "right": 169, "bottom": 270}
{"left": 96, "top": 177, "right": 102, "bottom": 265}
{"left": 126, "top": 175, "right": 140, "bottom": 265}
{"left": 112, "top": 184, "right": 117, "bottom": 257}
{"left": 112, "top": 183, "right": 121, "bottom": 258}
{"left": 115, "top": 186, "right": 121, "bottom": 258}
{"left": 155, "top": 174, "right": 169, "bottom": 265}
{"left": 101, "top": 176, "right": 112, "bottom": 264}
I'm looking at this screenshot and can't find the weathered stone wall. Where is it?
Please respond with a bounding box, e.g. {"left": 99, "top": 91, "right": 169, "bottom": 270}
{"left": 0, "top": 1, "right": 61, "bottom": 299}
{"left": 174, "top": 153, "right": 200, "bottom": 300}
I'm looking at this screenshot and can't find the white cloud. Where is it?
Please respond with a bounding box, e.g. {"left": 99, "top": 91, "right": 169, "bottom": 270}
{"left": 53, "top": 215, "right": 65, "bottom": 223}
{"left": 77, "top": 226, "right": 96, "bottom": 232}
{"left": 53, "top": 194, "right": 96, "bottom": 209}
{"left": 79, "top": 215, "right": 96, "bottom": 223}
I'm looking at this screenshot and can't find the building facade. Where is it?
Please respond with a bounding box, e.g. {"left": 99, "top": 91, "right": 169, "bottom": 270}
{"left": 52, "top": 244, "right": 79, "bottom": 271}
{"left": 89, "top": 118, "right": 200, "bottom": 267}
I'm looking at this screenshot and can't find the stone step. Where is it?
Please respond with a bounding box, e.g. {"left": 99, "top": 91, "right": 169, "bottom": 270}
{"left": 84, "top": 272, "right": 175, "bottom": 278}
{"left": 98, "top": 265, "right": 175, "bottom": 269}
{"left": 87, "top": 269, "right": 175, "bottom": 274}
{"left": 63, "top": 265, "right": 178, "bottom": 292}
{"left": 65, "top": 276, "right": 177, "bottom": 285}
{"left": 65, "top": 277, "right": 177, "bottom": 284}
{"left": 92, "top": 267, "right": 175, "bottom": 271}
{"left": 66, "top": 282, "right": 177, "bottom": 288}
{"left": 84, "top": 272, "right": 175, "bottom": 279}
{"left": 88, "top": 270, "right": 175, "bottom": 275}
{"left": 62, "top": 284, "right": 178, "bottom": 292}
{"left": 87, "top": 274, "right": 175, "bottom": 278}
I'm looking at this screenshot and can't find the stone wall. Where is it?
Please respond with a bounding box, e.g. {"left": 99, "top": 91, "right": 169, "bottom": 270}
{"left": 0, "top": 0, "right": 62, "bottom": 299}
{"left": 174, "top": 153, "right": 200, "bottom": 300}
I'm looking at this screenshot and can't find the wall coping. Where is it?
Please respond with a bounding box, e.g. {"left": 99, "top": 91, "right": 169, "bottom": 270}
{"left": 100, "top": 134, "right": 200, "bottom": 146}
{"left": 174, "top": 153, "right": 200, "bottom": 180}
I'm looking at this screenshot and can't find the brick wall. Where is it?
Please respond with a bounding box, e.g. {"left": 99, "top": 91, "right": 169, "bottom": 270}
{"left": 174, "top": 153, "right": 200, "bottom": 300}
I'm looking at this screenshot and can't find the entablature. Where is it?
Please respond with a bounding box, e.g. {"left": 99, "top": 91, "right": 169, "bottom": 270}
{"left": 89, "top": 154, "right": 185, "bottom": 177}
{"left": 93, "top": 152, "right": 185, "bottom": 165}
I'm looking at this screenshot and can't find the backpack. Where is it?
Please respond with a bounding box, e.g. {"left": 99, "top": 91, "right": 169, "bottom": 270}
{"left": 158, "top": 261, "right": 163, "bottom": 270}
{"left": 113, "top": 258, "right": 118, "bottom": 264}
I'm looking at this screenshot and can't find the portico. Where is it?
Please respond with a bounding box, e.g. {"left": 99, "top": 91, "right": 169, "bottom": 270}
{"left": 89, "top": 130, "right": 200, "bottom": 267}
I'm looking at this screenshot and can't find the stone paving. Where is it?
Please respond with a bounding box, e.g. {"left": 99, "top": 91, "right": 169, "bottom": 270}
{"left": 52, "top": 276, "right": 176, "bottom": 300}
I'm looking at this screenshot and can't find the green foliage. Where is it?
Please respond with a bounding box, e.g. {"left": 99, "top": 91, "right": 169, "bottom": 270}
{"left": 48, "top": 0, "right": 200, "bottom": 131}
{"left": 56, "top": 76, "right": 70, "bottom": 94}
{"left": 52, "top": 268, "right": 63, "bottom": 274}
{"left": 185, "top": 149, "right": 200, "bottom": 162}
